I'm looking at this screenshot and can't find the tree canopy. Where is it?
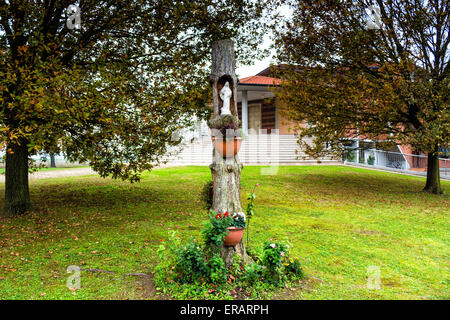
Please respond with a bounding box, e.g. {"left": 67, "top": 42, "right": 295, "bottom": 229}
{"left": 273, "top": 0, "right": 449, "bottom": 194}
{"left": 0, "top": 0, "right": 270, "bottom": 215}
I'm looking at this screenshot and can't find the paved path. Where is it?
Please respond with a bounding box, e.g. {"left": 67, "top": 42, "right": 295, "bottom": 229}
{"left": 2, "top": 163, "right": 447, "bottom": 183}
{"left": 0, "top": 163, "right": 180, "bottom": 183}
{"left": 0, "top": 167, "right": 96, "bottom": 183}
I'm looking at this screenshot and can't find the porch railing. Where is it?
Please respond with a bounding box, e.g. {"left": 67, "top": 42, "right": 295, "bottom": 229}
{"left": 345, "top": 149, "right": 449, "bottom": 178}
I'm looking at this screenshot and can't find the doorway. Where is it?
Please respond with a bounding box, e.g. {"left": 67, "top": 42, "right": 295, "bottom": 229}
{"left": 248, "top": 104, "right": 261, "bottom": 134}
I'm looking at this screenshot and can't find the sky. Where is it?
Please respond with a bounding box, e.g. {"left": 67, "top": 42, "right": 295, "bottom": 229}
{"left": 235, "top": 4, "right": 292, "bottom": 79}
{"left": 236, "top": 33, "right": 276, "bottom": 78}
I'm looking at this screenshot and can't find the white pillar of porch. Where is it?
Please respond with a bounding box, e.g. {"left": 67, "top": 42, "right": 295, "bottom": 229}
{"left": 242, "top": 90, "right": 248, "bottom": 134}
{"left": 355, "top": 127, "right": 360, "bottom": 163}
{"left": 274, "top": 100, "right": 279, "bottom": 130}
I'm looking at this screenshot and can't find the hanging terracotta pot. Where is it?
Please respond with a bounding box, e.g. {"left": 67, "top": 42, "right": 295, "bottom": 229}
{"left": 211, "top": 137, "right": 243, "bottom": 158}
{"left": 223, "top": 227, "right": 244, "bottom": 246}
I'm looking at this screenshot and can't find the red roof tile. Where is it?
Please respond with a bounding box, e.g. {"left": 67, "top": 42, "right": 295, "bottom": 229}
{"left": 238, "top": 75, "right": 281, "bottom": 86}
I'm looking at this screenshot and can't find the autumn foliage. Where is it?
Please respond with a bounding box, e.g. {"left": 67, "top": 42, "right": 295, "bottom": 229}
{"left": 0, "top": 1, "right": 268, "bottom": 215}
{"left": 273, "top": 0, "right": 449, "bottom": 194}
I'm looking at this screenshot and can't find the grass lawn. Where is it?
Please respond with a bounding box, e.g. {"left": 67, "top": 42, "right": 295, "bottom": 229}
{"left": 0, "top": 165, "right": 448, "bottom": 300}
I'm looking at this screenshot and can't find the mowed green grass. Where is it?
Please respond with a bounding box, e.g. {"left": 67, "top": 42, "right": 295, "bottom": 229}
{"left": 0, "top": 166, "right": 448, "bottom": 300}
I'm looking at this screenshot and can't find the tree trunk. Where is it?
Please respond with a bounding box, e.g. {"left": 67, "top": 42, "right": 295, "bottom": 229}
{"left": 3, "top": 139, "right": 31, "bottom": 217}
{"left": 210, "top": 153, "right": 250, "bottom": 266}
{"left": 209, "top": 39, "right": 250, "bottom": 267}
{"left": 423, "top": 147, "right": 443, "bottom": 194}
{"left": 50, "top": 153, "right": 56, "bottom": 168}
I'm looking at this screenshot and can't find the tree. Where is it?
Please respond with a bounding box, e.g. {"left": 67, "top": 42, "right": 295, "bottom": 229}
{"left": 208, "top": 39, "right": 249, "bottom": 266}
{"left": 273, "top": 0, "right": 449, "bottom": 194}
{"left": 0, "top": 0, "right": 267, "bottom": 216}
{"left": 49, "top": 154, "right": 56, "bottom": 168}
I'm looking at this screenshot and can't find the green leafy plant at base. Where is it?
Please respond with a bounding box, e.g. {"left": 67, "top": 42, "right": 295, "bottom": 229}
{"left": 154, "top": 230, "right": 182, "bottom": 294}
{"left": 246, "top": 183, "right": 258, "bottom": 248}
{"left": 262, "top": 241, "right": 289, "bottom": 285}
{"left": 209, "top": 254, "right": 228, "bottom": 285}
{"left": 283, "top": 257, "right": 304, "bottom": 279}
{"left": 154, "top": 228, "right": 305, "bottom": 300}
{"left": 243, "top": 263, "right": 264, "bottom": 285}
{"left": 367, "top": 155, "right": 375, "bottom": 165}
{"left": 174, "top": 240, "right": 209, "bottom": 284}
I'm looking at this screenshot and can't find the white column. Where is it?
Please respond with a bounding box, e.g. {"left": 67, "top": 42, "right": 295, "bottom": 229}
{"left": 242, "top": 90, "right": 248, "bottom": 134}
{"left": 355, "top": 127, "right": 360, "bottom": 163}
{"left": 275, "top": 106, "right": 278, "bottom": 130}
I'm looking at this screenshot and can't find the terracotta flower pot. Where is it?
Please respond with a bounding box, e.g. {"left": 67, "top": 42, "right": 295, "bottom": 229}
{"left": 223, "top": 227, "right": 244, "bottom": 247}
{"left": 211, "top": 137, "right": 243, "bottom": 158}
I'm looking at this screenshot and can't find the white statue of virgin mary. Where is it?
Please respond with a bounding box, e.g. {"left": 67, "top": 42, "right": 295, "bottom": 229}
{"left": 219, "top": 81, "right": 232, "bottom": 115}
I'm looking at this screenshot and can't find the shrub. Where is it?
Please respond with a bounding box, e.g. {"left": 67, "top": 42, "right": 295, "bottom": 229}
{"left": 174, "top": 240, "right": 209, "bottom": 283}
{"left": 346, "top": 149, "right": 355, "bottom": 162}
{"left": 209, "top": 254, "right": 228, "bottom": 285}
{"left": 154, "top": 230, "right": 181, "bottom": 291}
{"left": 155, "top": 216, "right": 306, "bottom": 299}
{"left": 283, "top": 257, "right": 304, "bottom": 278}
{"left": 243, "top": 263, "right": 263, "bottom": 285}
{"left": 262, "top": 241, "right": 288, "bottom": 283}
{"left": 367, "top": 155, "right": 375, "bottom": 165}
{"left": 245, "top": 183, "right": 258, "bottom": 248}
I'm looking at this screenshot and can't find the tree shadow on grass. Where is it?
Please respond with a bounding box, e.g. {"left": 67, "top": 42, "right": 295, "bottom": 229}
{"left": 26, "top": 178, "right": 202, "bottom": 211}
{"left": 0, "top": 176, "right": 206, "bottom": 247}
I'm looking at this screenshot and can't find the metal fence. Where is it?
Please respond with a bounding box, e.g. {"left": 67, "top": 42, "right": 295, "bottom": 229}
{"left": 345, "top": 149, "right": 449, "bottom": 178}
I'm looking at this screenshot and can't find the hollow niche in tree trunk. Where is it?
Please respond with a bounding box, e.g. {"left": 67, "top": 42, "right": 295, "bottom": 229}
{"left": 208, "top": 39, "right": 250, "bottom": 267}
